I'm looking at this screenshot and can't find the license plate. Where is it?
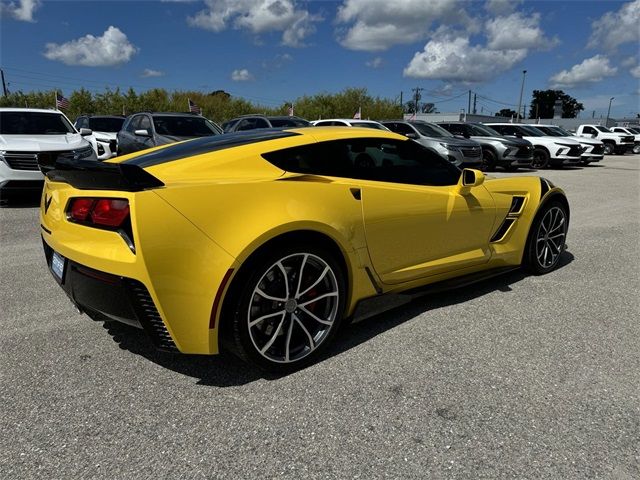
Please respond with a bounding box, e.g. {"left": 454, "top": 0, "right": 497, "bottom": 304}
{"left": 51, "top": 251, "right": 66, "bottom": 281}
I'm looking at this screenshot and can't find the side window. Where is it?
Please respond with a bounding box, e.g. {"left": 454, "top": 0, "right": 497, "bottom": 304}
{"left": 263, "top": 139, "right": 460, "bottom": 186}
{"left": 388, "top": 123, "right": 415, "bottom": 136}
{"left": 314, "top": 121, "right": 331, "bottom": 127}
{"left": 236, "top": 119, "right": 255, "bottom": 131}
{"left": 139, "top": 115, "right": 152, "bottom": 131}
{"left": 492, "top": 125, "right": 516, "bottom": 135}
{"left": 126, "top": 115, "right": 141, "bottom": 132}
{"left": 583, "top": 126, "right": 595, "bottom": 134}
{"left": 255, "top": 118, "right": 270, "bottom": 128}
{"left": 75, "top": 117, "right": 88, "bottom": 129}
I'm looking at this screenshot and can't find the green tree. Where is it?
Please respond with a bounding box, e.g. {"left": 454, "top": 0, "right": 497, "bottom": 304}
{"left": 528, "top": 90, "right": 584, "bottom": 119}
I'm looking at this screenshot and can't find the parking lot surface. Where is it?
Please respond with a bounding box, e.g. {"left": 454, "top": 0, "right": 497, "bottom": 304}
{"left": 1, "top": 156, "right": 639, "bottom": 479}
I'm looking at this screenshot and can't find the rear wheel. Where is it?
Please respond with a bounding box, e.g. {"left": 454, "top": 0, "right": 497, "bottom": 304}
{"left": 225, "top": 245, "right": 346, "bottom": 372}
{"left": 524, "top": 200, "right": 568, "bottom": 275}
{"left": 531, "top": 148, "right": 549, "bottom": 169}
{"left": 602, "top": 142, "right": 614, "bottom": 155}
{"left": 633, "top": 143, "right": 640, "bottom": 154}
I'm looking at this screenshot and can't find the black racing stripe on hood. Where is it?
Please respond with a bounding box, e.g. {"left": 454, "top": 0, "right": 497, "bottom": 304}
{"left": 124, "top": 129, "right": 300, "bottom": 168}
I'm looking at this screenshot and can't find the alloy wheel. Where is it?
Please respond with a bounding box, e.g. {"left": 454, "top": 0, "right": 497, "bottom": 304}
{"left": 535, "top": 206, "right": 566, "bottom": 269}
{"left": 247, "top": 253, "right": 339, "bottom": 364}
{"left": 603, "top": 143, "right": 614, "bottom": 155}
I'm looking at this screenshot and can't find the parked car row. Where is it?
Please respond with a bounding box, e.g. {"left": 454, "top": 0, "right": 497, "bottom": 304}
{"left": 1, "top": 106, "right": 638, "bottom": 200}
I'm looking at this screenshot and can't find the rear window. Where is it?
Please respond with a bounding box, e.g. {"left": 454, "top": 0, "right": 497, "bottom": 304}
{"left": 0, "top": 111, "right": 75, "bottom": 135}
{"left": 88, "top": 117, "right": 125, "bottom": 132}
{"left": 152, "top": 116, "right": 221, "bottom": 137}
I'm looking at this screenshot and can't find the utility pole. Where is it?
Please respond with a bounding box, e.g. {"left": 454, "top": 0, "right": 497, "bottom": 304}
{"left": 523, "top": 104, "right": 528, "bottom": 120}
{"left": 516, "top": 69, "right": 527, "bottom": 122}
{"left": 468, "top": 90, "right": 472, "bottom": 115}
{"left": 535, "top": 103, "right": 539, "bottom": 119}
{"left": 1, "top": 69, "right": 7, "bottom": 97}
{"left": 399, "top": 91, "right": 403, "bottom": 107}
{"left": 606, "top": 97, "right": 614, "bottom": 127}
{"left": 473, "top": 93, "right": 477, "bottom": 115}
{"left": 412, "top": 87, "right": 424, "bottom": 115}
{"left": 592, "top": 110, "right": 595, "bottom": 118}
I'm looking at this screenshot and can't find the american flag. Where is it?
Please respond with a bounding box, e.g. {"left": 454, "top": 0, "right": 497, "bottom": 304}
{"left": 288, "top": 104, "right": 294, "bottom": 117}
{"left": 188, "top": 98, "right": 201, "bottom": 115}
{"left": 353, "top": 107, "right": 361, "bottom": 119}
{"left": 56, "top": 92, "right": 69, "bottom": 110}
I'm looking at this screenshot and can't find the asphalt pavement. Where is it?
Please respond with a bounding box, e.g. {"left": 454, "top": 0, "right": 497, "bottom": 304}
{"left": 1, "top": 155, "right": 639, "bottom": 479}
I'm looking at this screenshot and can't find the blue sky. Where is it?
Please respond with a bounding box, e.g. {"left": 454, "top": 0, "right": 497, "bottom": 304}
{"left": 1, "top": 0, "right": 639, "bottom": 118}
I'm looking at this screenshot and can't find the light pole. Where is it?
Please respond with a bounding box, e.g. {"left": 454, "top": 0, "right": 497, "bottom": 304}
{"left": 605, "top": 97, "right": 614, "bottom": 127}
{"left": 516, "top": 70, "right": 527, "bottom": 122}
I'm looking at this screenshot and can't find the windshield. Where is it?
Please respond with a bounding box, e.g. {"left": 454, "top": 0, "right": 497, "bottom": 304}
{"left": 269, "top": 118, "right": 310, "bottom": 128}
{"left": 468, "top": 123, "right": 501, "bottom": 136}
{"left": 350, "top": 122, "right": 387, "bottom": 130}
{"left": 88, "top": 117, "right": 125, "bottom": 132}
{"left": 0, "top": 111, "right": 75, "bottom": 135}
{"left": 519, "top": 125, "right": 545, "bottom": 137}
{"left": 628, "top": 127, "right": 640, "bottom": 134}
{"left": 536, "top": 126, "right": 565, "bottom": 137}
{"left": 595, "top": 126, "right": 611, "bottom": 133}
{"left": 412, "top": 122, "right": 453, "bottom": 138}
{"left": 153, "top": 116, "right": 222, "bottom": 137}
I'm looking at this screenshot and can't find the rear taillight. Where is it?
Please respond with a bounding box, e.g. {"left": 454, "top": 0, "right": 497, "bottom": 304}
{"left": 68, "top": 197, "right": 130, "bottom": 228}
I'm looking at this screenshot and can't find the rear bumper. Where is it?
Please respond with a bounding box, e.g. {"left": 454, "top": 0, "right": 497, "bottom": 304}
{"left": 42, "top": 237, "right": 178, "bottom": 351}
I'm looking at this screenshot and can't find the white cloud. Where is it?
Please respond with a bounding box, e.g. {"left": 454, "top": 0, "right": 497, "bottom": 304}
{"left": 486, "top": 12, "right": 558, "bottom": 50}
{"left": 549, "top": 55, "right": 618, "bottom": 88}
{"left": 403, "top": 34, "right": 526, "bottom": 82}
{"left": 262, "top": 53, "right": 293, "bottom": 70}
{"left": 1, "top": 0, "right": 41, "bottom": 22}
{"left": 631, "top": 65, "right": 640, "bottom": 79}
{"left": 188, "top": 0, "right": 321, "bottom": 47}
{"left": 484, "top": 0, "right": 522, "bottom": 16}
{"left": 588, "top": 0, "right": 640, "bottom": 51}
{"left": 336, "top": 0, "right": 468, "bottom": 51}
{"left": 44, "top": 26, "right": 138, "bottom": 67}
{"left": 621, "top": 56, "right": 637, "bottom": 68}
{"left": 231, "top": 68, "right": 253, "bottom": 81}
{"left": 141, "top": 69, "right": 164, "bottom": 78}
{"left": 366, "top": 57, "right": 383, "bottom": 68}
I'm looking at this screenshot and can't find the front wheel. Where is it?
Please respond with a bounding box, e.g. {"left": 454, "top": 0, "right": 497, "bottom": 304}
{"left": 602, "top": 142, "right": 614, "bottom": 155}
{"left": 524, "top": 200, "right": 569, "bottom": 275}
{"left": 225, "top": 245, "right": 346, "bottom": 372}
{"left": 480, "top": 149, "right": 496, "bottom": 171}
{"left": 633, "top": 143, "right": 640, "bottom": 154}
{"left": 532, "top": 148, "right": 549, "bottom": 169}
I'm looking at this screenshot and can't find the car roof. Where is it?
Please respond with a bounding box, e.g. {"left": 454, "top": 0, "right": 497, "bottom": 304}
{"left": 0, "top": 108, "right": 64, "bottom": 114}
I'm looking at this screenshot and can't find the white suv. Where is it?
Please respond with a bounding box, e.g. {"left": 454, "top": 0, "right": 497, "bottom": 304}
{"left": 0, "top": 108, "right": 96, "bottom": 200}
{"left": 311, "top": 119, "right": 390, "bottom": 130}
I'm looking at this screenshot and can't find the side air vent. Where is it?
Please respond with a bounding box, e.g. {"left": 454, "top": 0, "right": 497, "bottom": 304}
{"left": 509, "top": 196, "right": 526, "bottom": 215}
{"left": 490, "top": 218, "right": 516, "bottom": 243}
{"left": 125, "top": 279, "right": 178, "bottom": 352}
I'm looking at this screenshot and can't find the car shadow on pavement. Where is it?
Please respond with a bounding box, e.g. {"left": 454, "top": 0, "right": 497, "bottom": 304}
{"left": 0, "top": 191, "right": 41, "bottom": 208}
{"left": 103, "top": 251, "right": 574, "bottom": 387}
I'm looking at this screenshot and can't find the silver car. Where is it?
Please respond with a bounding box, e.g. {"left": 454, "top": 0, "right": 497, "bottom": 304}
{"left": 381, "top": 120, "right": 482, "bottom": 168}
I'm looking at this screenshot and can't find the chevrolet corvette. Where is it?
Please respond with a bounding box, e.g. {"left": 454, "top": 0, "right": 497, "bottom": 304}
{"left": 39, "top": 127, "right": 569, "bottom": 371}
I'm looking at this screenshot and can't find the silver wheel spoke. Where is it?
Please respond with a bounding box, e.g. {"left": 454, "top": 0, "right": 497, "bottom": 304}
{"left": 293, "top": 313, "right": 315, "bottom": 351}
{"left": 299, "top": 305, "right": 332, "bottom": 326}
{"left": 294, "top": 254, "right": 308, "bottom": 298}
{"left": 260, "top": 314, "right": 286, "bottom": 354}
{"left": 284, "top": 315, "right": 294, "bottom": 362}
{"left": 250, "top": 310, "right": 285, "bottom": 328}
{"left": 298, "top": 266, "right": 329, "bottom": 298}
{"left": 298, "top": 291, "right": 338, "bottom": 307}
{"left": 276, "top": 261, "right": 290, "bottom": 299}
{"left": 255, "top": 287, "right": 286, "bottom": 302}
{"left": 549, "top": 218, "right": 565, "bottom": 234}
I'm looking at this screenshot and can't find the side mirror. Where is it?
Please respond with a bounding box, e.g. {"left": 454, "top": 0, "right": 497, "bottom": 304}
{"left": 591, "top": 133, "right": 597, "bottom": 138}
{"left": 405, "top": 132, "right": 419, "bottom": 139}
{"left": 135, "top": 129, "right": 151, "bottom": 137}
{"left": 79, "top": 128, "right": 92, "bottom": 136}
{"left": 457, "top": 168, "right": 485, "bottom": 195}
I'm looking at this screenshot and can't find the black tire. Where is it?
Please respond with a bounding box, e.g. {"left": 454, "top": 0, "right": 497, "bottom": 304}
{"left": 523, "top": 199, "right": 569, "bottom": 275}
{"left": 223, "top": 244, "right": 346, "bottom": 372}
{"left": 531, "top": 148, "right": 549, "bottom": 169}
{"left": 480, "top": 149, "right": 496, "bottom": 171}
{"left": 633, "top": 143, "right": 640, "bottom": 154}
{"left": 602, "top": 142, "right": 614, "bottom": 155}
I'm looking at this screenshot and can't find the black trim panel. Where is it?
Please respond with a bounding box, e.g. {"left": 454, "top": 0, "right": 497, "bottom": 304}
{"left": 125, "top": 130, "right": 300, "bottom": 168}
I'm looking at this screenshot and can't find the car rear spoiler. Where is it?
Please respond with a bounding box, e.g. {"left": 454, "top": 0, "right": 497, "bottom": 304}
{"left": 41, "top": 157, "right": 164, "bottom": 192}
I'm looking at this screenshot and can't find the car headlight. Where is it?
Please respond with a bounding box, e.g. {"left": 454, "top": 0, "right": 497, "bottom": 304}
{"left": 439, "top": 142, "right": 458, "bottom": 151}
{"left": 73, "top": 145, "right": 97, "bottom": 161}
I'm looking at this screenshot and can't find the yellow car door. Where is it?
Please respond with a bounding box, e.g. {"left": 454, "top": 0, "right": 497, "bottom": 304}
{"left": 349, "top": 138, "right": 497, "bottom": 285}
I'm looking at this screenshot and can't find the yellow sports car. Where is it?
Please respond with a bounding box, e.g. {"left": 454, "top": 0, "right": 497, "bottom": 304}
{"left": 40, "top": 127, "right": 569, "bottom": 371}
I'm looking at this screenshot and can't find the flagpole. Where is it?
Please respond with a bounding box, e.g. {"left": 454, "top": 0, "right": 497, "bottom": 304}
{"left": 54, "top": 90, "right": 56, "bottom": 110}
